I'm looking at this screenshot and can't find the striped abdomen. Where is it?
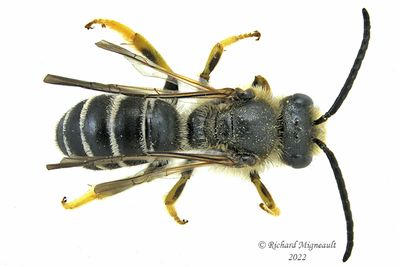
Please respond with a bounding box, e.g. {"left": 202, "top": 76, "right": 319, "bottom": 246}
{"left": 56, "top": 95, "right": 181, "bottom": 169}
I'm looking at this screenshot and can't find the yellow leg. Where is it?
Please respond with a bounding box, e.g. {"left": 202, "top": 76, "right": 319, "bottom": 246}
{"left": 61, "top": 161, "right": 168, "bottom": 209}
{"left": 165, "top": 170, "right": 192, "bottom": 225}
{"left": 200, "top": 31, "right": 261, "bottom": 82}
{"left": 62, "top": 186, "right": 99, "bottom": 209}
{"left": 61, "top": 179, "right": 137, "bottom": 209}
{"left": 250, "top": 170, "right": 280, "bottom": 216}
{"left": 252, "top": 75, "right": 271, "bottom": 92}
{"left": 85, "top": 18, "right": 172, "bottom": 72}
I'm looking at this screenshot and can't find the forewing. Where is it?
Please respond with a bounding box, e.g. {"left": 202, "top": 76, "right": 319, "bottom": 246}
{"left": 95, "top": 40, "right": 217, "bottom": 91}
{"left": 47, "top": 152, "right": 234, "bottom": 170}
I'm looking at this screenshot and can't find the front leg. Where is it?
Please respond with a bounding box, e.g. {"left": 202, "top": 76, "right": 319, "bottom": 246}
{"left": 252, "top": 75, "right": 271, "bottom": 93}
{"left": 228, "top": 154, "right": 279, "bottom": 216}
{"left": 249, "top": 170, "right": 280, "bottom": 216}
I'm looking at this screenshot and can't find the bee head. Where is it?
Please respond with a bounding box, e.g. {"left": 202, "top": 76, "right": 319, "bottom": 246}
{"left": 278, "top": 9, "right": 370, "bottom": 262}
{"left": 279, "top": 93, "right": 319, "bottom": 168}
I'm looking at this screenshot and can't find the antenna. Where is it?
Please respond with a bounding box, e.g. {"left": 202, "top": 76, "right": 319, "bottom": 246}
{"left": 314, "top": 9, "right": 370, "bottom": 125}
{"left": 313, "top": 138, "right": 353, "bottom": 262}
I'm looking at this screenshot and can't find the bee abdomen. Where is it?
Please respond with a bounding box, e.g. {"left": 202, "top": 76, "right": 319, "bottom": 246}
{"left": 56, "top": 95, "right": 181, "bottom": 169}
{"left": 56, "top": 100, "right": 87, "bottom": 157}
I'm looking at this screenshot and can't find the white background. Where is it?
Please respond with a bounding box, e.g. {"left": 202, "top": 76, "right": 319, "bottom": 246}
{"left": 1, "top": 0, "right": 399, "bottom": 266}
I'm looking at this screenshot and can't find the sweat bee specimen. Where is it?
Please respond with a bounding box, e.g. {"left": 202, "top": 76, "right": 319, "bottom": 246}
{"left": 45, "top": 9, "right": 370, "bottom": 262}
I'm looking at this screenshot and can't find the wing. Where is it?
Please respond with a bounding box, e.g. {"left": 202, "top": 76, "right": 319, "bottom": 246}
{"left": 44, "top": 40, "right": 235, "bottom": 99}
{"left": 59, "top": 159, "right": 219, "bottom": 209}
{"left": 50, "top": 152, "right": 237, "bottom": 209}
{"left": 43, "top": 74, "right": 233, "bottom": 99}
{"left": 95, "top": 40, "right": 217, "bottom": 92}
{"left": 46, "top": 152, "right": 235, "bottom": 170}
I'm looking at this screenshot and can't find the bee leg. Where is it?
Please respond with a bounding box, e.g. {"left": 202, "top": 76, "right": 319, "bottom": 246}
{"left": 249, "top": 170, "right": 280, "bottom": 216}
{"left": 62, "top": 160, "right": 169, "bottom": 209}
{"left": 85, "top": 19, "right": 177, "bottom": 91}
{"left": 165, "top": 168, "right": 193, "bottom": 225}
{"left": 200, "top": 31, "right": 261, "bottom": 82}
{"left": 252, "top": 75, "right": 271, "bottom": 92}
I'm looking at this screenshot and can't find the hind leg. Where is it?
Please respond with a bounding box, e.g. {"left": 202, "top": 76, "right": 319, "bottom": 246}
{"left": 62, "top": 160, "right": 169, "bottom": 209}
{"left": 85, "top": 19, "right": 178, "bottom": 91}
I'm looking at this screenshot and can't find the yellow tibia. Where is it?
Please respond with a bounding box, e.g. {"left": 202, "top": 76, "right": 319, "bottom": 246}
{"left": 85, "top": 19, "right": 134, "bottom": 39}
{"left": 166, "top": 205, "right": 188, "bottom": 225}
{"left": 84, "top": 18, "right": 172, "bottom": 72}
{"left": 61, "top": 186, "right": 98, "bottom": 209}
{"left": 260, "top": 203, "right": 281, "bottom": 217}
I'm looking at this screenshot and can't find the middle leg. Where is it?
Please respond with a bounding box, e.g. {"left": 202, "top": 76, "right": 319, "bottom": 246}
{"left": 200, "top": 31, "right": 261, "bottom": 82}
{"left": 165, "top": 168, "right": 193, "bottom": 224}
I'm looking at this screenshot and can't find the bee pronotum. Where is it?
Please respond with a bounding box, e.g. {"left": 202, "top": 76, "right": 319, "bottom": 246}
{"left": 45, "top": 9, "right": 370, "bottom": 262}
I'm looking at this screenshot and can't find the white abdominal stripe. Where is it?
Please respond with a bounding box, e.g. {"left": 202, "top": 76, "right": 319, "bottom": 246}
{"left": 57, "top": 95, "right": 181, "bottom": 170}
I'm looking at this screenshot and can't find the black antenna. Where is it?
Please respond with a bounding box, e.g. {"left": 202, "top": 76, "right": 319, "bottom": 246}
{"left": 314, "top": 8, "right": 370, "bottom": 125}
{"left": 313, "top": 138, "right": 353, "bottom": 262}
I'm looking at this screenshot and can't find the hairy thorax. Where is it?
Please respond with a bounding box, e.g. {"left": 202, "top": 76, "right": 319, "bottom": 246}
{"left": 186, "top": 91, "right": 280, "bottom": 164}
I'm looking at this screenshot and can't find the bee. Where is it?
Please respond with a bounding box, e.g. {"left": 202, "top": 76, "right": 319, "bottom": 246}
{"left": 45, "top": 9, "right": 370, "bottom": 262}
